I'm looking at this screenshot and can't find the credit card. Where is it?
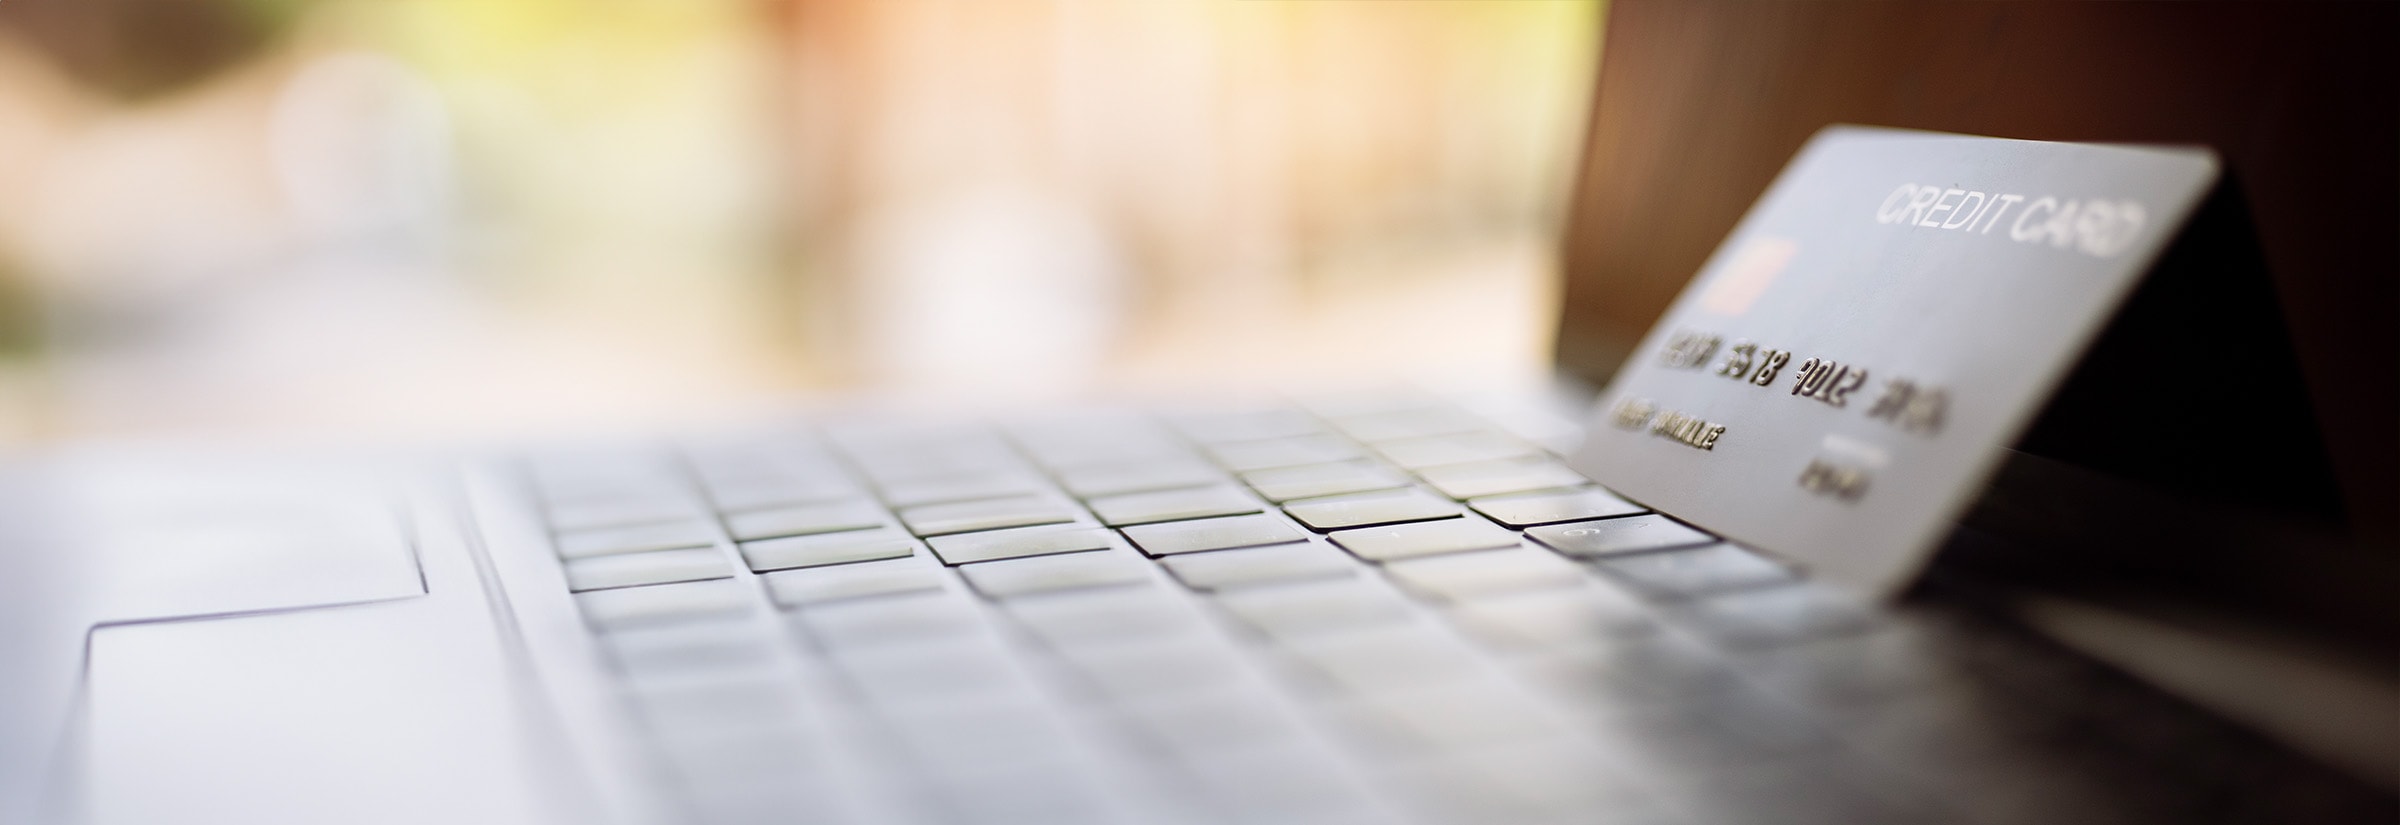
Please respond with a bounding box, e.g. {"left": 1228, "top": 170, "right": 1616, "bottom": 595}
{"left": 1571, "top": 126, "right": 2218, "bottom": 596}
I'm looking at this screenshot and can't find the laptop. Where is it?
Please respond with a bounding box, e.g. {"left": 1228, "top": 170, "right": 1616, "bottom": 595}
{"left": 7, "top": 4, "right": 2398, "bottom": 815}
{"left": 4, "top": 122, "right": 2387, "bottom": 825}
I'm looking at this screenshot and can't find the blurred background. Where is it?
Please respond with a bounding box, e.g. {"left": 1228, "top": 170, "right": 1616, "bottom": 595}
{"left": 0, "top": 0, "right": 1602, "bottom": 444}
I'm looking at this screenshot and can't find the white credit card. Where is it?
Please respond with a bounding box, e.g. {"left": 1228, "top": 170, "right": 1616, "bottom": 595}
{"left": 1569, "top": 126, "right": 2219, "bottom": 597}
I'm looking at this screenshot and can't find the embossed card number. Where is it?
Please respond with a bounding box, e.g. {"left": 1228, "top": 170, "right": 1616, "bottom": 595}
{"left": 1865, "top": 380, "right": 1948, "bottom": 434}
{"left": 1659, "top": 330, "right": 1946, "bottom": 436}
{"left": 1789, "top": 357, "right": 1866, "bottom": 408}
{"left": 1711, "top": 341, "right": 1790, "bottom": 387}
{"left": 1659, "top": 331, "right": 1722, "bottom": 370}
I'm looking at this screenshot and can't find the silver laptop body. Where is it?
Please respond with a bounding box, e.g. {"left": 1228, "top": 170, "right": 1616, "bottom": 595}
{"left": 7, "top": 129, "right": 2390, "bottom": 825}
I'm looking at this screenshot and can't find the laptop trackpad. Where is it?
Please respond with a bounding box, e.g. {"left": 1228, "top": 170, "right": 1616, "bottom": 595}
{"left": 79, "top": 598, "right": 552, "bottom": 825}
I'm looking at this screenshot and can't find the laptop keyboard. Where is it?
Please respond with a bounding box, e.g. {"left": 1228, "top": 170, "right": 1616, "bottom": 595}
{"left": 520, "top": 397, "right": 2386, "bottom": 825}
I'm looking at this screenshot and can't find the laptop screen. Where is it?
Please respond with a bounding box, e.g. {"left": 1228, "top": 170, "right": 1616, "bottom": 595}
{"left": 1565, "top": 128, "right": 2216, "bottom": 595}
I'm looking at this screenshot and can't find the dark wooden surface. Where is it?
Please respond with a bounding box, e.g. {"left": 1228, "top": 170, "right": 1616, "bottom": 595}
{"left": 1556, "top": 0, "right": 2397, "bottom": 541}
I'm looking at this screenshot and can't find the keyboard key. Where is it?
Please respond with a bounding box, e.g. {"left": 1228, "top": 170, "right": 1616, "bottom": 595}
{"left": 1727, "top": 620, "right": 1972, "bottom": 707}
{"left": 597, "top": 622, "right": 781, "bottom": 678}
{"left": 1013, "top": 418, "right": 1185, "bottom": 469}
{"left": 1206, "top": 436, "right": 1362, "bottom": 472}
{"left": 1006, "top": 587, "right": 1209, "bottom": 648}
{"left": 1470, "top": 487, "right": 1647, "bottom": 528}
{"left": 878, "top": 473, "right": 1041, "bottom": 508}
{"left": 655, "top": 731, "right": 820, "bottom": 796}
{"left": 1296, "top": 389, "right": 1444, "bottom": 418}
{"left": 547, "top": 495, "right": 694, "bottom": 532}
{"left": 1383, "top": 547, "right": 1585, "bottom": 600}
{"left": 1064, "top": 643, "right": 1248, "bottom": 699}
{"left": 536, "top": 450, "right": 678, "bottom": 475}
{"left": 1516, "top": 633, "right": 1745, "bottom": 709}
{"left": 740, "top": 530, "right": 915, "bottom": 572}
{"left": 926, "top": 524, "right": 1112, "bottom": 564}
{"left": 1582, "top": 686, "right": 1836, "bottom": 770}
{"left": 1377, "top": 741, "right": 1659, "bottom": 823}
{"left": 1668, "top": 584, "right": 1878, "bottom": 649}
{"left": 886, "top": 701, "right": 1077, "bottom": 771}
{"left": 564, "top": 546, "right": 736, "bottom": 592}
{"left": 763, "top": 558, "right": 945, "bottom": 607}
{"left": 1280, "top": 626, "right": 1483, "bottom": 694}
{"left": 959, "top": 551, "right": 1149, "bottom": 598}
{"left": 540, "top": 484, "right": 685, "bottom": 516}
{"left": 798, "top": 593, "right": 983, "bottom": 648}
{"left": 1087, "top": 485, "right": 1262, "bottom": 527}
{"left": 1327, "top": 408, "right": 1482, "bottom": 443}
{"left": 575, "top": 579, "right": 753, "bottom": 629}
{"left": 1373, "top": 432, "right": 1541, "bottom": 470}
{"left": 1215, "top": 578, "right": 1412, "bottom": 638}
{"left": 840, "top": 430, "right": 1018, "bottom": 481}
{"left": 724, "top": 500, "right": 885, "bottom": 541}
{"left": 1055, "top": 460, "right": 1219, "bottom": 498}
{"left": 703, "top": 474, "right": 856, "bottom": 512}
{"left": 1444, "top": 587, "right": 1655, "bottom": 650}
{"left": 555, "top": 520, "right": 718, "bottom": 559}
{"left": 835, "top": 640, "right": 1032, "bottom": 704}
{"left": 928, "top": 766, "right": 1105, "bottom": 825}
{"left": 1526, "top": 515, "right": 1715, "bottom": 558}
{"left": 1121, "top": 514, "right": 1307, "bottom": 556}
{"left": 688, "top": 782, "right": 835, "bottom": 825}
{"left": 1417, "top": 458, "right": 1589, "bottom": 499}
{"left": 1162, "top": 543, "right": 1356, "bottom": 590}
{"left": 684, "top": 438, "right": 838, "bottom": 476}
{"left": 1326, "top": 682, "right": 1557, "bottom": 752}
{"left": 1329, "top": 517, "right": 1517, "bottom": 562}
{"left": 1027, "top": 438, "right": 1186, "bottom": 472}
{"left": 1121, "top": 690, "right": 1304, "bottom": 752}
{"left": 1284, "top": 489, "right": 1462, "bottom": 532}
{"left": 854, "top": 451, "right": 1017, "bottom": 486}
{"left": 1171, "top": 409, "right": 1324, "bottom": 443}
{"left": 1593, "top": 543, "right": 1795, "bottom": 600}
{"left": 533, "top": 454, "right": 679, "bottom": 500}
{"left": 633, "top": 676, "right": 811, "bottom": 740}
{"left": 1239, "top": 462, "right": 1412, "bottom": 503}
{"left": 1184, "top": 742, "right": 1375, "bottom": 821}
{"left": 900, "top": 496, "right": 1072, "bottom": 537}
